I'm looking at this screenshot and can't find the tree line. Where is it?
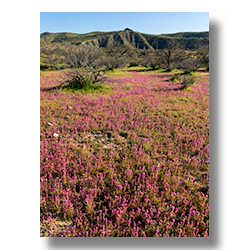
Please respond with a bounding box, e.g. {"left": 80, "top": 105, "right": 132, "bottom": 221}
{"left": 40, "top": 41, "right": 208, "bottom": 90}
{"left": 40, "top": 40, "right": 209, "bottom": 72}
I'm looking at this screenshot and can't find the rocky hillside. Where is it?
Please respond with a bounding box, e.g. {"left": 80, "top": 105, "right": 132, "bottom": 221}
{"left": 40, "top": 29, "right": 209, "bottom": 51}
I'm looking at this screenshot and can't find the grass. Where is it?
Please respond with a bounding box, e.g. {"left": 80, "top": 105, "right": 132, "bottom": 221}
{"left": 123, "top": 66, "right": 147, "bottom": 71}
{"left": 123, "top": 66, "right": 186, "bottom": 74}
{"left": 189, "top": 72, "right": 202, "bottom": 76}
{"left": 59, "top": 82, "right": 111, "bottom": 94}
{"left": 122, "top": 66, "right": 167, "bottom": 72}
{"left": 180, "top": 71, "right": 202, "bottom": 76}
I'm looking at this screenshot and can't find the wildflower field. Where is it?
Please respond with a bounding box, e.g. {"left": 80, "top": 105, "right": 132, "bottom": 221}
{"left": 40, "top": 67, "right": 209, "bottom": 237}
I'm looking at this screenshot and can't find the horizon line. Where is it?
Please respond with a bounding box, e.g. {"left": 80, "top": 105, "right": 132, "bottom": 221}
{"left": 40, "top": 29, "right": 209, "bottom": 35}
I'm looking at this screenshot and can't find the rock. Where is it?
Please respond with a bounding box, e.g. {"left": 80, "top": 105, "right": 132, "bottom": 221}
{"left": 41, "top": 32, "right": 50, "bottom": 36}
{"left": 53, "top": 133, "right": 59, "bottom": 138}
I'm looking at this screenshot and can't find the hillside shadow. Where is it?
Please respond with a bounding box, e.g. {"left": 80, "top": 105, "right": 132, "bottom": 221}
{"left": 125, "top": 68, "right": 171, "bottom": 73}
{"left": 40, "top": 84, "right": 64, "bottom": 92}
{"left": 160, "top": 88, "right": 184, "bottom": 92}
{"left": 125, "top": 69, "right": 147, "bottom": 72}
{"left": 153, "top": 85, "right": 185, "bottom": 92}
{"left": 197, "top": 68, "right": 209, "bottom": 73}
{"left": 169, "top": 86, "right": 185, "bottom": 91}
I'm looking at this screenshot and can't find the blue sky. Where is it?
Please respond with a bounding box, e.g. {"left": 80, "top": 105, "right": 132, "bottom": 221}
{"left": 40, "top": 12, "right": 209, "bottom": 35}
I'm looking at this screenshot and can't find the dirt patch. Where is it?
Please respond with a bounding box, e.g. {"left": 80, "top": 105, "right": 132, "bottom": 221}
{"left": 40, "top": 216, "right": 73, "bottom": 237}
{"left": 74, "top": 130, "right": 129, "bottom": 156}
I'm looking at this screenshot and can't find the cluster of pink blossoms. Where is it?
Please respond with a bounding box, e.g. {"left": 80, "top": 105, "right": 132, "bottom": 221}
{"left": 40, "top": 69, "right": 209, "bottom": 237}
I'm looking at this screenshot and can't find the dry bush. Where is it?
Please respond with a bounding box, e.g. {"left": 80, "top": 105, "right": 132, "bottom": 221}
{"left": 179, "top": 58, "right": 202, "bottom": 73}
{"left": 59, "top": 67, "right": 107, "bottom": 89}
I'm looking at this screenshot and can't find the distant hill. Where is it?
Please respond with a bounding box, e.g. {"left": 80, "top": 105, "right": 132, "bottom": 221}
{"left": 162, "top": 31, "right": 209, "bottom": 39}
{"left": 40, "top": 29, "right": 209, "bottom": 50}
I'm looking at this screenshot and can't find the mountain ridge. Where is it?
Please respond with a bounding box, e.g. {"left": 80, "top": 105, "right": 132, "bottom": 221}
{"left": 40, "top": 29, "right": 209, "bottom": 50}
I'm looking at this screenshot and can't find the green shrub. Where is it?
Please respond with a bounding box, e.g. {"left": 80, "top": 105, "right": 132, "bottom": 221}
{"left": 182, "top": 76, "right": 195, "bottom": 89}
{"left": 169, "top": 74, "right": 180, "bottom": 82}
{"left": 59, "top": 67, "right": 107, "bottom": 90}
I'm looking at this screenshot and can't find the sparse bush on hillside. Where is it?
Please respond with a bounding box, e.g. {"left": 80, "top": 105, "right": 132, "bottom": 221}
{"left": 106, "top": 56, "right": 126, "bottom": 70}
{"left": 140, "top": 45, "right": 187, "bottom": 71}
{"left": 182, "top": 75, "right": 196, "bottom": 89}
{"left": 56, "top": 43, "right": 102, "bottom": 69}
{"left": 103, "top": 44, "right": 130, "bottom": 70}
{"left": 198, "top": 48, "right": 209, "bottom": 70}
{"left": 141, "top": 50, "right": 160, "bottom": 69}
{"left": 179, "top": 58, "right": 202, "bottom": 73}
{"left": 161, "top": 40, "right": 184, "bottom": 69}
{"left": 169, "top": 74, "right": 181, "bottom": 82}
{"left": 126, "top": 50, "right": 141, "bottom": 67}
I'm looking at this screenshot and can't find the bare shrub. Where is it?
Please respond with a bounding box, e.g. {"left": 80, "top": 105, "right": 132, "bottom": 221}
{"left": 41, "top": 43, "right": 108, "bottom": 90}
{"left": 180, "top": 58, "right": 201, "bottom": 73}
{"left": 104, "top": 44, "right": 130, "bottom": 69}
{"left": 198, "top": 47, "right": 209, "bottom": 69}
{"left": 140, "top": 40, "right": 185, "bottom": 70}
{"left": 140, "top": 50, "right": 160, "bottom": 69}
{"left": 56, "top": 43, "right": 103, "bottom": 69}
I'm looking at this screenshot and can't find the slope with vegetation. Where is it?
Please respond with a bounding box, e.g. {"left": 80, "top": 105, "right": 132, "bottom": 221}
{"left": 40, "top": 29, "right": 208, "bottom": 50}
